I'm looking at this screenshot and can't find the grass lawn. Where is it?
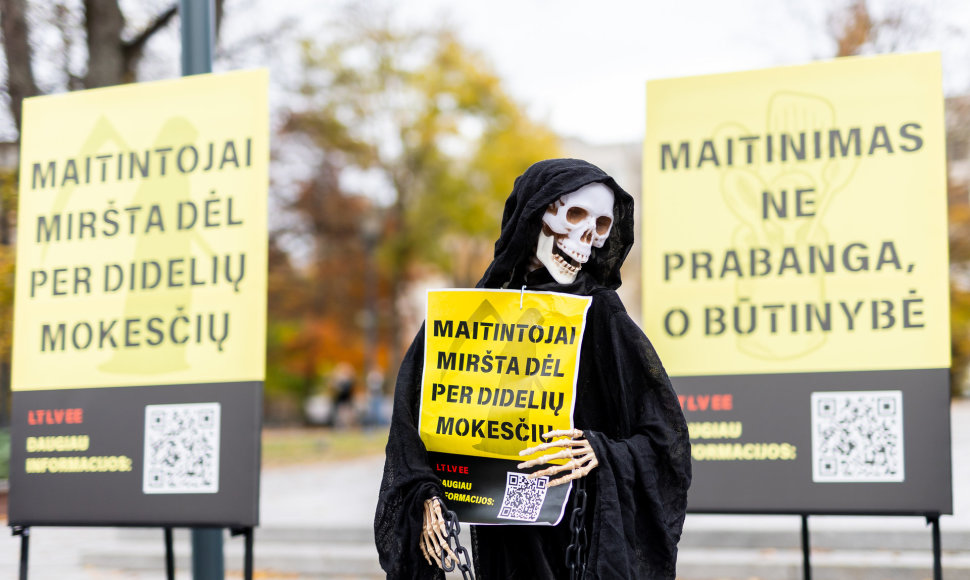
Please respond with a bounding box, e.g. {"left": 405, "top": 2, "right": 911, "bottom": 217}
{"left": 261, "top": 426, "right": 389, "bottom": 467}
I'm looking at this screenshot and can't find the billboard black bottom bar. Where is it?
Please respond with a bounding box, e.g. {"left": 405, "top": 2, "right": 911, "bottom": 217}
{"left": 9, "top": 381, "right": 262, "bottom": 527}
{"left": 672, "top": 368, "right": 952, "bottom": 515}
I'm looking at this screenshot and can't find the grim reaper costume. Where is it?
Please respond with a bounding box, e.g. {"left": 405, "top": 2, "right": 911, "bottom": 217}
{"left": 375, "top": 158, "right": 691, "bottom": 579}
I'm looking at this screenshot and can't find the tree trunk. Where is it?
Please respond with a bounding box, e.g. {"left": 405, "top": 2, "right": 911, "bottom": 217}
{"left": 84, "top": 0, "right": 126, "bottom": 88}
{"left": 0, "top": 0, "right": 39, "bottom": 133}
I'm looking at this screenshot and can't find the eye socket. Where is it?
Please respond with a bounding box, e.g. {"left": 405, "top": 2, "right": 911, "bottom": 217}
{"left": 595, "top": 216, "right": 612, "bottom": 235}
{"left": 566, "top": 207, "right": 588, "bottom": 224}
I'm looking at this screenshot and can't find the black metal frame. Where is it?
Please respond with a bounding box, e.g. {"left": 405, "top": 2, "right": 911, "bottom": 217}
{"left": 12, "top": 526, "right": 28, "bottom": 580}
{"left": 11, "top": 524, "right": 255, "bottom": 580}
{"left": 798, "top": 513, "right": 943, "bottom": 580}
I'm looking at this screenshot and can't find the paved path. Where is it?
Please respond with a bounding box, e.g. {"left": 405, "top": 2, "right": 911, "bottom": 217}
{"left": 2, "top": 398, "right": 967, "bottom": 578}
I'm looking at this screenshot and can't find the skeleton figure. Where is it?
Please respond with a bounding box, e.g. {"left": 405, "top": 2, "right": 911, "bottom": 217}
{"left": 420, "top": 184, "right": 614, "bottom": 564}
{"left": 533, "top": 182, "right": 615, "bottom": 285}
{"left": 376, "top": 159, "right": 691, "bottom": 580}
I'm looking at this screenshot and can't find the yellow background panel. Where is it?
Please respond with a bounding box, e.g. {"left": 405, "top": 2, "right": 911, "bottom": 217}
{"left": 13, "top": 70, "right": 269, "bottom": 390}
{"left": 642, "top": 53, "right": 949, "bottom": 376}
{"left": 419, "top": 289, "right": 590, "bottom": 462}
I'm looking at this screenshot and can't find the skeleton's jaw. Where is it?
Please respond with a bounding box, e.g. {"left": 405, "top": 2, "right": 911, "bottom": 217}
{"left": 536, "top": 228, "right": 580, "bottom": 284}
{"left": 557, "top": 237, "right": 591, "bottom": 265}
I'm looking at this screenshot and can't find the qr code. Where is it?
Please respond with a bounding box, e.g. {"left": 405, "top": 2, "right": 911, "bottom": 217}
{"left": 143, "top": 403, "right": 221, "bottom": 494}
{"left": 497, "top": 472, "right": 549, "bottom": 522}
{"left": 811, "top": 391, "right": 904, "bottom": 483}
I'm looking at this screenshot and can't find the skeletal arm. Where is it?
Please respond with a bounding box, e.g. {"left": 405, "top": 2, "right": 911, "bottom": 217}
{"left": 517, "top": 428, "right": 599, "bottom": 487}
{"left": 420, "top": 496, "right": 457, "bottom": 568}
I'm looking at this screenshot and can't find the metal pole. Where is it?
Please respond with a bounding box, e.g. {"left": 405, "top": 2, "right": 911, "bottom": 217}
{"left": 363, "top": 214, "right": 379, "bottom": 394}
{"left": 244, "top": 527, "right": 254, "bottom": 580}
{"left": 180, "top": 0, "right": 214, "bottom": 76}
{"left": 928, "top": 515, "right": 942, "bottom": 580}
{"left": 191, "top": 527, "right": 224, "bottom": 579}
{"left": 180, "top": 2, "right": 223, "bottom": 577}
{"left": 801, "top": 514, "right": 812, "bottom": 580}
{"left": 165, "top": 527, "right": 175, "bottom": 580}
{"left": 14, "top": 526, "right": 29, "bottom": 580}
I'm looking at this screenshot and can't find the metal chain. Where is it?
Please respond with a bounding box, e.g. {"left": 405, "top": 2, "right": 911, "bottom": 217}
{"left": 441, "top": 507, "right": 475, "bottom": 580}
{"left": 565, "top": 475, "right": 589, "bottom": 580}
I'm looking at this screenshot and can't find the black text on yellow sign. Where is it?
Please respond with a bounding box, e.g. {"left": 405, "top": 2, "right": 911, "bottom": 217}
{"left": 419, "top": 289, "right": 591, "bottom": 462}
{"left": 642, "top": 53, "right": 950, "bottom": 376}
{"left": 13, "top": 70, "right": 269, "bottom": 391}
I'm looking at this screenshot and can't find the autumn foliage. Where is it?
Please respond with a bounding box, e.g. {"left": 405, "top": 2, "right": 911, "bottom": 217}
{"left": 264, "top": 10, "right": 563, "bottom": 421}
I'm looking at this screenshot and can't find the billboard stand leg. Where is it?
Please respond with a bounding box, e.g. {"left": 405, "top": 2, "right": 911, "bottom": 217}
{"left": 800, "top": 514, "right": 811, "bottom": 580}
{"left": 164, "top": 527, "right": 175, "bottom": 580}
{"left": 231, "top": 526, "right": 254, "bottom": 580}
{"left": 927, "top": 514, "right": 942, "bottom": 580}
{"left": 12, "top": 526, "right": 29, "bottom": 580}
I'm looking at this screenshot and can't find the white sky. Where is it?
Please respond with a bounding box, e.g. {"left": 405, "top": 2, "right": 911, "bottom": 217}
{"left": 394, "top": 0, "right": 825, "bottom": 144}
{"left": 247, "top": 0, "right": 970, "bottom": 145}
{"left": 5, "top": 1, "right": 964, "bottom": 145}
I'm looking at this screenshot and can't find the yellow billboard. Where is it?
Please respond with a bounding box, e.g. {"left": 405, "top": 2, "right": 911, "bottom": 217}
{"left": 419, "top": 289, "right": 590, "bottom": 462}
{"left": 13, "top": 70, "right": 269, "bottom": 390}
{"left": 643, "top": 53, "right": 949, "bottom": 377}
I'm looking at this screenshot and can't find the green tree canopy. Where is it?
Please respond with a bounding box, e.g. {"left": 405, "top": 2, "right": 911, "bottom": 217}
{"left": 268, "top": 7, "right": 563, "bottom": 420}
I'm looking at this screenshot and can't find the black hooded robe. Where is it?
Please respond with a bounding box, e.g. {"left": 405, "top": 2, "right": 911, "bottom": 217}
{"left": 374, "top": 159, "right": 691, "bottom": 579}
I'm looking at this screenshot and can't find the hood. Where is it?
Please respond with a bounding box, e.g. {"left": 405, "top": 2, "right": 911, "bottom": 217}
{"left": 476, "top": 158, "right": 635, "bottom": 291}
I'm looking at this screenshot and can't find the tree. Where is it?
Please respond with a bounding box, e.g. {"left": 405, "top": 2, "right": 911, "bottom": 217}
{"left": 0, "top": 1, "right": 208, "bottom": 133}
{"left": 946, "top": 97, "right": 970, "bottom": 396}
{"left": 263, "top": 160, "right": 379, "bottom": 422}
{"left": 825, "top": 0, "right": 927, "bottom": 57}
{"left": 268, "top": 6, "right": 562, "bottom": 419}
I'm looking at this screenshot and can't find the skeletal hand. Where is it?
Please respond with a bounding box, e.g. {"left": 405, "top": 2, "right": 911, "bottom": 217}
{"left": 420, "top": 496, "right": 457, "bottom": 569}
{"left": 516, "top": 428, "right": 598, "bottom": 487}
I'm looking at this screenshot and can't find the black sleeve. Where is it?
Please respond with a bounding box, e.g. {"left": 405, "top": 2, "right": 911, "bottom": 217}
{"left": 583, "top": 311, "right": 692, "bottom": 580}
{"left": 374, "top": 325, "right": 447, "bottom": 579}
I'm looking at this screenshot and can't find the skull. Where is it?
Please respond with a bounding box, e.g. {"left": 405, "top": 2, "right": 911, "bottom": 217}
{"left": 535, "top": 182, "right": 614, "bottom": 284}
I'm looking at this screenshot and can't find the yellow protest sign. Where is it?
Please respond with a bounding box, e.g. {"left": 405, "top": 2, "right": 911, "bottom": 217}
{"left": 419, "top": 289, "right": 591, "bottom": 462}
{"left": 13, "top": 69, "right": 269, "bottom": 390}
{"left": 643, "top": 53, "right": 949, "bottom": 376}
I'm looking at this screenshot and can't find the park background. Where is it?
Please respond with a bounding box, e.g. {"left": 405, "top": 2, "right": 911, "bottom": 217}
{"left": 0, "top": 0, "right": 968, "bottom": 577}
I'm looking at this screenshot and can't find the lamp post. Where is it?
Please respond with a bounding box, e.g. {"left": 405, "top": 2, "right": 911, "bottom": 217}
{"left": 180, "top": 1, "right": 224, "bottom": 578}
{"left": 360, "top": 211, "right": 381, "bottom": 381}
